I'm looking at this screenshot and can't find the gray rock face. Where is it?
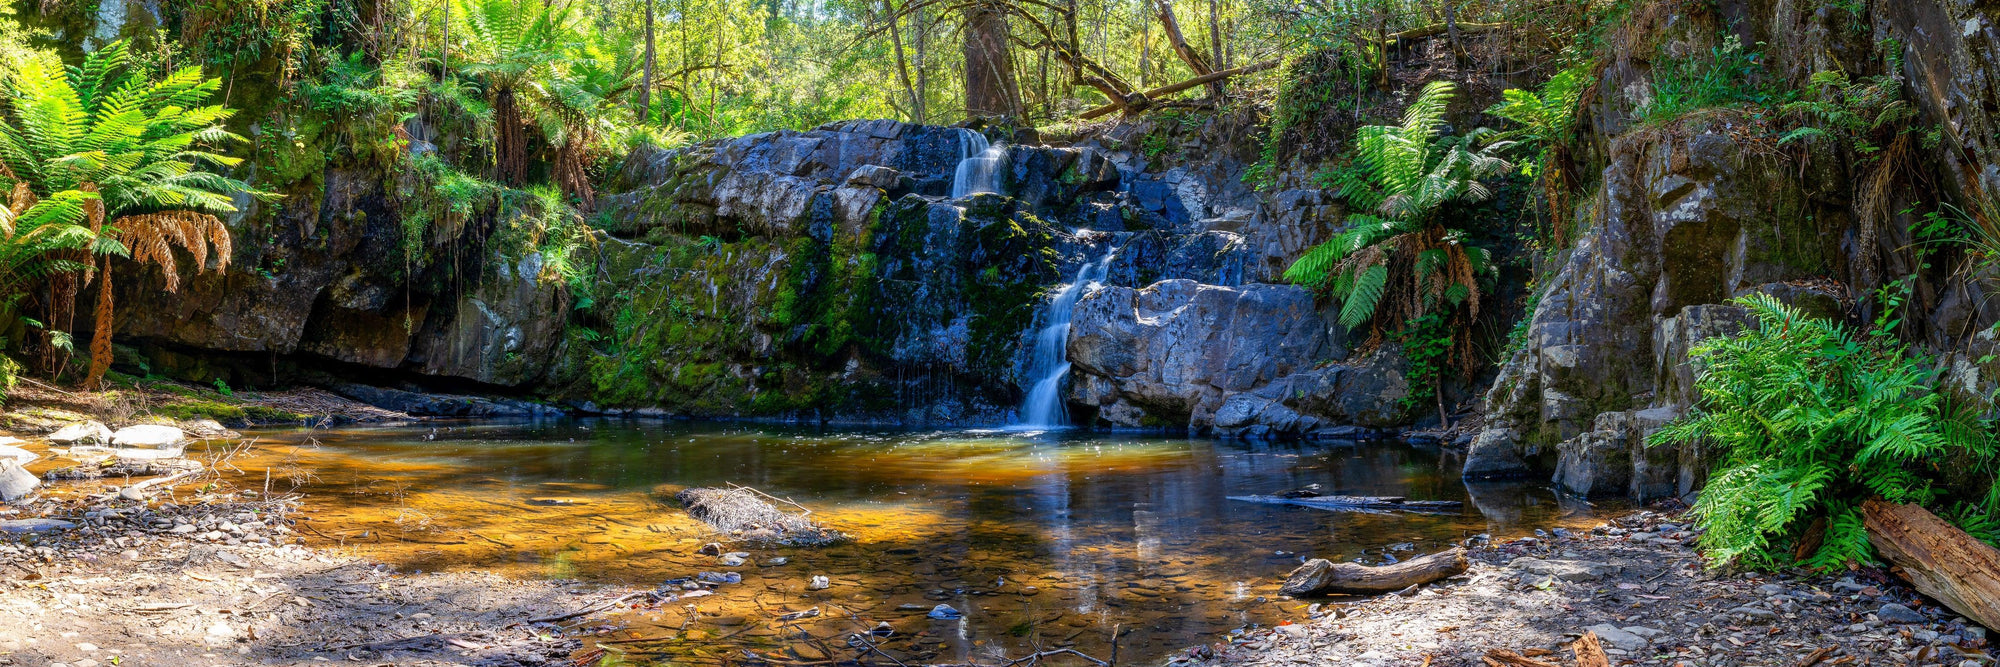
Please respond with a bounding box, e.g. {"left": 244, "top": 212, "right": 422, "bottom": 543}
{"left": 1066, "top": 279, "right": 1405, "bottom": 434}
{"left": 1475, "top": 126, "right": 1843, "bottom": 499}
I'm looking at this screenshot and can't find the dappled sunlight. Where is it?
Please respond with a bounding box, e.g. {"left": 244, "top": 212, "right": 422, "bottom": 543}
{"left": 200, "top": 421, "right": 1608, "bottom": 664}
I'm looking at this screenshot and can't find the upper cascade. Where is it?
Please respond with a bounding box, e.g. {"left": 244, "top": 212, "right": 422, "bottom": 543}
{"left": 950, "top": 128, "right": 1007, "bottom": 199}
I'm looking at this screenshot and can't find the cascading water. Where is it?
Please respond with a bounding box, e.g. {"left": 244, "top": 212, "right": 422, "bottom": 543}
{"left": 950, "top": 129, "right": 1007, "bottom": 199}
{"left": 1013, "top": 248, "right": 1117, "bottom": 429}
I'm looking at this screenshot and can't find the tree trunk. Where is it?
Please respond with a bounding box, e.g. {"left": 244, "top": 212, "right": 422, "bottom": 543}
{"left": 962, "top": 1, "right": 1020, "bottom": 119}
{"left": 886, "top": 0, "right": 923, "bottom": 123}
{"left": 84, "top": 257, "right": 110, "bottom": 391}
{"left": 1205, "top": 0, "right": 1223, "bottom": 98}
{"left": 913, "top": 5, "right": 929, "bottom": 120}
{"left": 495, "top": 87, "right": 526, "bottom": 186}
{"left": 1862, "top": 500, "right": 2000, "bottom": 632}
{"left": 1150, "top": 0, "right": 1212, "bottom": 79}
{"left": 1280, "top": 548, "right": 1468, "bottom": 596}
{"left": 639, "top": 0, "right": 656, "bottom": 121}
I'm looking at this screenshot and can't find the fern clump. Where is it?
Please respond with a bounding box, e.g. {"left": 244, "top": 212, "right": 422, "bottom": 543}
{"left": 1284, "top": 81, "right": 1512, "bottom": 332}
{"left": 1652, "top": 293, "right": 1999, "bottom": 570}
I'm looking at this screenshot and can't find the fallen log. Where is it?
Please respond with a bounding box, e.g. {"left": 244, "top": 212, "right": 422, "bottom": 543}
{"left": 1228, "top": 494, "right": 1464, "bottom": 514}
{"left": 1280, "top": 547, "right": 1468, "bottom": 597}
{"left": 1077, "top": 59, "right": 1279, "bottom": 120}
{"left": 1861, "top": 499, "right": 2000, "bottom": 631}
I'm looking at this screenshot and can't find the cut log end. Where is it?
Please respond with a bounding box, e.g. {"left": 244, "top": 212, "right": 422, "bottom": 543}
{"left": 1862, "top": 500, "right": 2000, "bottom": 633}
{"left": 1280, "top": 547, "right": 1469, "bottom": 597}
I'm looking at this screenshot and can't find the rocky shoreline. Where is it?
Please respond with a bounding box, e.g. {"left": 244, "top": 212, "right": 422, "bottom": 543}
{"left": 1175, "top": 511, "right": 1992, "bottom": 667}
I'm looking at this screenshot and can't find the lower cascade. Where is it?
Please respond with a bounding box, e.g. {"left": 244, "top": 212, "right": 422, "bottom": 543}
{"left": 1014, "top": 247, "right": 1117, "bottom": 429}
{"left": 950, "top": 128, "right": 1006, "bottom": 198}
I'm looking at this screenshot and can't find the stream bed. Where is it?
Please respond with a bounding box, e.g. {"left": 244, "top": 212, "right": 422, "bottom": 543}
{"left": 221, "top": 420, "right": 1605, "bottom": 664}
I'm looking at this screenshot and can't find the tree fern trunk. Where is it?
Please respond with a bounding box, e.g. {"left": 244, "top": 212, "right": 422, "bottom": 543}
{"left": 84, "top": 258, "right": 111, "bottom": 391}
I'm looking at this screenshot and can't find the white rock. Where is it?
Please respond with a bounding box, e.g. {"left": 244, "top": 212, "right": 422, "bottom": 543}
{"left": 47, "top": 421, "right": 113, "bottom": 445}
{"left": 0, "top": 459, "right": 37, "bottom": 501}
{"left": 807, "top": 575, "right": 830, "bottom": 590}
{"left": 109, "top": 425, "right": 187, "bottom": 449}
{"left": 0, "top": 444, "right": 35, "bottom": 466}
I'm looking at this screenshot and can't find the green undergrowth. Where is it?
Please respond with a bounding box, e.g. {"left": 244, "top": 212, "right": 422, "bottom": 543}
{"left": 1652, "top": 292, "right": 2000, "bottom": 571}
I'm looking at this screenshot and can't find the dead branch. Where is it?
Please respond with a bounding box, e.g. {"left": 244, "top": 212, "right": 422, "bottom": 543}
{"left": 1078, "top": 59, "right": 1278, "bottom": 120}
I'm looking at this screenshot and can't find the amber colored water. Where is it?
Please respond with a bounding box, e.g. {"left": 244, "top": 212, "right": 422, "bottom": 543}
{"left": 220, "top": 420, "right": 1603, "bottom": 665}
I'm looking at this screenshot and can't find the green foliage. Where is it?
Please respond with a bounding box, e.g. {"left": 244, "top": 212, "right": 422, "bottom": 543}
{"left": 1779, "top": 70, "right": 1915, "bottom": 153}
{"left": 1285, "top": 81, "right": 1509, "bottom": 333}
{"left": 1486, "top": 66, "right": 1589, "bottom": 179}
{"left": 1636, "top": 35, "right": 1784, "bottom": 124}
{"left": 1395, "top": 311, "right": 1450, "bottom": 413}
{"left": 1651, "top": 293, "right": 1999, "bottom": 570}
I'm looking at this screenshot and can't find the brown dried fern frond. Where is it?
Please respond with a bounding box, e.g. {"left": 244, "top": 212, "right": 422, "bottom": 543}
{"left": 114, "top": 210, "right": 232, "bottom": 292}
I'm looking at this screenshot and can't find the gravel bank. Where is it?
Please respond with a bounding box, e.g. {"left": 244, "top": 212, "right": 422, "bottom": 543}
{"left": 1171, "top": 511, "right": 1994, "bottom": 667}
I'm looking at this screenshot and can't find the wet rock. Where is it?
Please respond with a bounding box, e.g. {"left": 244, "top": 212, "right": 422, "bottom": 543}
{"left": 109, "top": 425, "right": 186, "bottom": 449}
{"left": 720, "top": 552, "right": 748, "bottom": 566}
{"left": 926, "top": 604, "right": 962, "bottom": 620}
{"left": 0, "top": 519, "right": 74, "bottom": 533}
{"left": 0, "top": 444, "right": 36, "bottom": 466}
{"left": 48, "top": 421, "right": 113, "bottom": 446}
{"left": 697, "top": 571, "right": 742, "bottom": 584}
{"left": 1069, "top": 279, "right": 1408, "bottom": 433}
{"left": 807, "top": 575, "right": 830, "bottom": 590}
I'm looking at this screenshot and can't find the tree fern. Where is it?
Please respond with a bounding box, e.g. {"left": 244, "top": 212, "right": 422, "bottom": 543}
{"left": 1284, "top": 80, "right": 1510, "bottom": 392}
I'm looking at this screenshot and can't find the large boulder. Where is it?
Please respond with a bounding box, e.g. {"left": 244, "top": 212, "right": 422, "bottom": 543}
{"left": 1066, "top": 279, "right": 1405, "bottom": 434}
{"left": 0, "top": 460, "right": 36, "bottom": 500}
{"left": 47, "top": 421, "right": 113, "bottom": 446}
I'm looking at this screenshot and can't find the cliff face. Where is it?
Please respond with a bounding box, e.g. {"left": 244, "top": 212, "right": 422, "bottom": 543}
{"left": 1469, "top": 0, "right": 2000, "bottom": 500}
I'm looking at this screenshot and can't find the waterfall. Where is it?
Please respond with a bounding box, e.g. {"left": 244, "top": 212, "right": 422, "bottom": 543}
{"left": 950, "top": 129, "right": 1006, "bottom": 199}
{"left": 1013, "top": 249, "right": 1117, "bottom": 429}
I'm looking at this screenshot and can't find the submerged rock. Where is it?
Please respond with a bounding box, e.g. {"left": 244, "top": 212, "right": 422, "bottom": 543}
{"left": 926, "top": 604, "right": 962, "bottom": 620}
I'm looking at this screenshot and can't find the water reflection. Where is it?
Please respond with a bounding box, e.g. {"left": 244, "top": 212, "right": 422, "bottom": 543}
{"left": 223, "top": 420, "right": 1601, "bottom": 664}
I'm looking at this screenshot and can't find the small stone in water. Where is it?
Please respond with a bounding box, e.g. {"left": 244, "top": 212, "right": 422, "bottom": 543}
{"left": 696, "top": 543, "right": 723, "bottom": 556}
{"left": 765, "top": 557, "right": 789, "bottom": 566}
{"left": 927, "top": 604, "right": 962, "bottom": 620}
{"left": 720, "top": 554, "right": 746, "bottom": 566}
{"left": 807, "top": 575, "right": 830, "bottom": 590}
{"left": 697, "top": 571, "right": 742, "bottom": 584}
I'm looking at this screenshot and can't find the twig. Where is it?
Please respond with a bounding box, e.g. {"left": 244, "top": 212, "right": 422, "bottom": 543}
{"left": 726, "top": 482, "right": 814, "bottom": 517}
{"left": 528, "top": 591, "right": 650, "bottom": 624}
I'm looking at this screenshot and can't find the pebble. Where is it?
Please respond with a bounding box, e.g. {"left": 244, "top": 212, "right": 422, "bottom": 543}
{"left": 1878, "top": 603, "right": 1927, "bottom": 624}
{"left": 927, "top": 604, "right": 962, "bottom": 620}
{"left": 807, "top": 575, "right": 830, "bottom": 590}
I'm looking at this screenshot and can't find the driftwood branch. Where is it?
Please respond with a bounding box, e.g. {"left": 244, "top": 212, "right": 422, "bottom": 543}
{"left": 1077, "top": 59, "right": 1278, "bottom": 120}
{"left": 1862, "top": 499, "right": 2000, "bottom": 631}
{"left": 527, "top": 591, "right": 650, "bottom": 624}
{"left": 1280, "top": 547, "right": 1468, "bottom": 597}
{"left": 1571, "top": 632, "right": 1610, "bottom": 667}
